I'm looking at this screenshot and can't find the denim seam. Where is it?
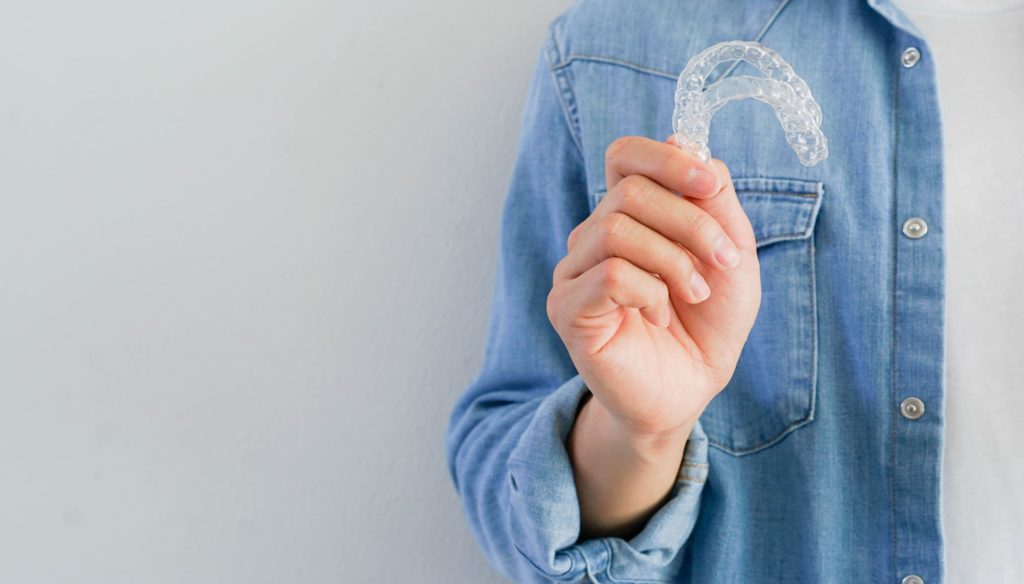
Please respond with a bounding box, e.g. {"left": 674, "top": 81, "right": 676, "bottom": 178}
{"left": 809, "top": 189, "right": 820, "bottom": 426}
{"left": 551, "top": 54, "right": 678, "bottom": 81}
{"left": 889, "top": 24, "right": 902, "bottom": 583}
{"left": 708, "top": 0, "right": 795, "bottom": 85}
{"left": 550, "top": 0, "right": 794, "bottom": 87}
{"left": 600, "top": 539, "right": 675, "bottom": 584}
{"left": 734, "top": 176, "right": 822, "bottom": 185}
{"left": 732, "top": 176, "right": 824, "bottom": 192}
{"left": 706, "top": 202, "right": 819, "bottom": 456}
{"left": 755, "top": 232, "right": 809, "bottom": 246}
{"left": 706, "top": 404, "right": 815, "bottom": 455}
{"left": 513, "top": 543, "right": 577, "bottom": 581}
{"left": 745, "top": 192, "right": 821, "bottom": 246}
{"left": 740, "top": 191, "right": 818, "bottom": 198}
{"left": 544, "top": 23, "right": 585, "bottom": 157}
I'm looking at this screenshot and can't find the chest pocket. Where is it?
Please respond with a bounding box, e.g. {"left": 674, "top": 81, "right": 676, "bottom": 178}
{"left": 700, "top": 176, "right": 823, "bottom": 455}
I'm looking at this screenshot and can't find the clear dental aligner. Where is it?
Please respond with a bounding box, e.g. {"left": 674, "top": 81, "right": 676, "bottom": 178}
{"left": 672, "top": 41, "right": 829, "bottom": 166}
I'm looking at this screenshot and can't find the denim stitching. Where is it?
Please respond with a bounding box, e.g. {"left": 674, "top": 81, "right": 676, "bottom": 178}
{"left": 706, "top": 406, "right": 816, "bottom": 455}
{"left": 707, "top": 0, "right": 796, "bottom": 85}
{"left": 889, "top": 24, "right": 902, "bottom": 582}
{"left": 551, "top": 53, "right": 678, "bottom": 80}
{"left": 732, "top": 176, "right": 824, "bottom": 194}
{"left": 737, "top": 193, "right": 815, "bottom": 199}
{"left": 513, "top": 543, "right": 577, "bottom": 580}
{"left": 550, "top": 0, "right": 796, "bottom": 86}
{"left": 808, "top": 196, "right": 820, "bottom": 427}
{"left": 601, "top": 538, "right": 676, "bottom": 584}
{"left": 706, "top": 193, "right": 820, "bottom": 456}
{"left": 757, "top": 232, "right": 811, "bottom": 246}
{"left": 738, "top": 191, "right": 820, "bottom": 246}
{"left": 545, "top": 21, "right": 585, "bottom": 157}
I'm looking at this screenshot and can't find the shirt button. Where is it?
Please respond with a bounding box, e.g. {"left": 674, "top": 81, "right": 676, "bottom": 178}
{"left": 901, "top": 47, "right": 921, "bottom": 68}
{"left": 902, "top": 575, "right": 925, "bottom": 584}
{"left": 902, "top": 217, "right": 928, "bottom": 239}
{"left": 900, "top": 397, "right": 926, "bottom": 420}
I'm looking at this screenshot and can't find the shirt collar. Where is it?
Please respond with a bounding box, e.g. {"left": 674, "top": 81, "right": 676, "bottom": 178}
{"left": 866, "top": 0, "right": 926, "bottom": 39}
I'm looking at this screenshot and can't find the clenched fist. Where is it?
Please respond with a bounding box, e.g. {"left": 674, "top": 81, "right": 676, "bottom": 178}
{"left": 547, "top": 134, "right": 762, "bottom": 441}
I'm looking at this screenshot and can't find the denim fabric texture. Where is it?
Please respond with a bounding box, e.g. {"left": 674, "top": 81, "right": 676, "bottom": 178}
{"left": 445, "top": 0, "right": 946, "bottom": 581}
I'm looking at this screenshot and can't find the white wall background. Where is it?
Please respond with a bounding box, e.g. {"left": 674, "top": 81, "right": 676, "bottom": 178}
{"left": 0, "top": 1, "right": 574, "bottom": 581}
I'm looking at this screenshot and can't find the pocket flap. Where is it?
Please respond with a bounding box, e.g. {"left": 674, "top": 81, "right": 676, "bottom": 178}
{"left": 733, "top": 177, "right": 824, "bottom": 247}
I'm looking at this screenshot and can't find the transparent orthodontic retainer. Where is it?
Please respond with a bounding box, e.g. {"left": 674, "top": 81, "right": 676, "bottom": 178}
{"left": 672, "top": 41, "right": 829, "bottom": 167}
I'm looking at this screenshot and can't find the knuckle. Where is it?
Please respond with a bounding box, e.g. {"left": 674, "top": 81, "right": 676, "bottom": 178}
{"left": 552, "top": 255, "right": 568, "bottom": 282}
{"left": 598, "top": 257, "right": 630, "bottom": 288}
{"left": 686, "top": 208, "right": 716, "bottom": 240}
{"left": 654, "top": 146, "right": 680, "bottom": 178}
{"left": 605, "top": 136, "right": 636, "bottom": 164}
{"left": 597, "top": 212, "right": 630, "bottom": 246}
{"left": 615, "top": 175, "right": 648, "bottom": 207}
{"left": 668, "top": 244, "right": 695, "bottom": 279}
{"left": 546, "top": 286, "right": 561, "bottom": 327}
{"left": 566, "top": 223, "right": 582, "bottom": 250}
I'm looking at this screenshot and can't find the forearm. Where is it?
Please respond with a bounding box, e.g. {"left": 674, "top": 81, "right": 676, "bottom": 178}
{"left": 567, "top": 391, "right": 694, "bottom": 540}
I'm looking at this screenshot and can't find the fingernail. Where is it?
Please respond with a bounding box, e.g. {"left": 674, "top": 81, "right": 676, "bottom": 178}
{"left": 689, "top": 271, "right": 710, "bottom": 301}
{"left": 687, "top": 167, "right": 720, "bottom": 196}
{"left": 713, "top": 234, "right": 741, "bottom": 268}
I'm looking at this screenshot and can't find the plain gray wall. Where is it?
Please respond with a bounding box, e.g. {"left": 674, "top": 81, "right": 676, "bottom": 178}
{"left": 0, "top": 1, "right": 575, "bottom": 581}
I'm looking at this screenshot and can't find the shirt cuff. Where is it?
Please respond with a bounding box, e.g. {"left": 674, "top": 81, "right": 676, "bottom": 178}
{"left": 507, "top": 374, "right": 710, "bottom": 583}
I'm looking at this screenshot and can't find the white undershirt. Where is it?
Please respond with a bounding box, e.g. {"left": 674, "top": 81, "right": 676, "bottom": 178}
{"left": 889, "top": 0, "right": 1024, "bottom": 580}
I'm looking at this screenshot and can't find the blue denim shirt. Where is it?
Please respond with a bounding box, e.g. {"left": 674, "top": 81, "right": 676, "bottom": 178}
{"left": 445, "top": 0, "right": 946, "bottom": 581}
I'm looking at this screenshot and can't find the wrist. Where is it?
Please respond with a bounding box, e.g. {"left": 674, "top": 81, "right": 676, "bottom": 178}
{"left": 580, "top": 392, "right": 694, "bottom": 462}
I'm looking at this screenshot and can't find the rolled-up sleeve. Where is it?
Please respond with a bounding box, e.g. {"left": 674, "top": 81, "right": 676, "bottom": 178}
{"left": 444, "top": 15, "right": 709, "bottom": 584}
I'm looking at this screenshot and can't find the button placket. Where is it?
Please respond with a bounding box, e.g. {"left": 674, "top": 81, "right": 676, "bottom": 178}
{"left": 891, "top": 31, "right": 944, "bottom": 584}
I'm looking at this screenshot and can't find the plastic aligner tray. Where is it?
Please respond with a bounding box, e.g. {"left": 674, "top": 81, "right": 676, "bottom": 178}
{"left": 672, "top": 41, "right": 829, "bottom": 166}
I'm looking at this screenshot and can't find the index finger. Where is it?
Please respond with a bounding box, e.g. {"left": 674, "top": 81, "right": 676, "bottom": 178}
{"left": 604, "top": 135, "right": 723, "bottom": 200}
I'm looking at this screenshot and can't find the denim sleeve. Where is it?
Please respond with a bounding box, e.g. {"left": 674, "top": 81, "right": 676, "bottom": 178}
{"left": 444, "top": 18, "right": 710, "bottom": 584}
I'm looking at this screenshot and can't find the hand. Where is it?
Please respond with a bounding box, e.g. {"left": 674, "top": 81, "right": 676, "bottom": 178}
{"left": 547, "top": 135, "right": 761, "bottom": 440}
